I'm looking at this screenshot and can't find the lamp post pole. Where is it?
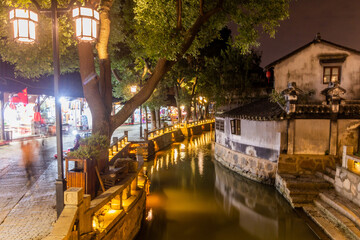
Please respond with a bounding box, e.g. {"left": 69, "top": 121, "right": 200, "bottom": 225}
{"left": 139, "top": 79, "right": 143, "bottom": 139}
{"left": 51, "top": 0, "right": 66, "bottom": 217}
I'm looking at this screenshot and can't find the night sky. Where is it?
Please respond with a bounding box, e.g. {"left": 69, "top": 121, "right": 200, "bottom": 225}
{"left": 258, "top": 0, "right": 360, "bottom": 67}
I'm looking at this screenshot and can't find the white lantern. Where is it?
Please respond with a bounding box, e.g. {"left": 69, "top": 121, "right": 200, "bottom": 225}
{"left": 131, "top": 86, "right": 137, "bottom": 93}
{"left": 72, "top": 6, "right": 99, "bottom": 41}
{"left": 9, "top": 9, "right": 38, "bottom": 43}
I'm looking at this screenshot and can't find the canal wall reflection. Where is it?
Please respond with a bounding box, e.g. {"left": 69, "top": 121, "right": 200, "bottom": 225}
{"left": 137, "top": 131, "right": 317, "bottom": 240}
{"left": 214, "top": 160, "right": 316, "bottom": 240}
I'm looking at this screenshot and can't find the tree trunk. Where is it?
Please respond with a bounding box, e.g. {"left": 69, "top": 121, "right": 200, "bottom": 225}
{"left": 174, "top": 84, "right": 182, "bottom": 124}
{"left": 150, "top": 108, "right": 157, "bottom": 130}
{"left": 156, "top": 107, "right": 161, "bottom": 129}
{"left": 185, "top": 104, "right": 191, "bottom": 123}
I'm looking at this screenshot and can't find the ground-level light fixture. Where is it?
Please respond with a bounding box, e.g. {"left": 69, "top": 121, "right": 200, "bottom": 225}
{"left": 9, "top": 9, "right": 38, "bottom": 43}
{"left": 72, "top": 6, "right": 99, "bottom": 41}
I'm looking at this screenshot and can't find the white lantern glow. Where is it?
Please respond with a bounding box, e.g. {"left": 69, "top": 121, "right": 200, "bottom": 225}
{"left": 72, "top": 6, "right": 99, "bottom": 41}
{"left": 9, "top": 9, "right": 38, "bottom": 43}
{"left": 131, "top": 86, "right": 137, "bottom": 93}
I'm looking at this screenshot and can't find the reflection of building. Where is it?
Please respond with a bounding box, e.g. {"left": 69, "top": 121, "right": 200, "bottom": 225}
{"left": 213, "top": 161, "right": 316, "bottom": 240}
{"left": 215, "top": 35, "right": 360, "bottom": 183}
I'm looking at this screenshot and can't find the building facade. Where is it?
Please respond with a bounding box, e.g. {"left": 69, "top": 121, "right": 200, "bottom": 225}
{"left": 214, "top": 35, "right": 360, "bottom": 184}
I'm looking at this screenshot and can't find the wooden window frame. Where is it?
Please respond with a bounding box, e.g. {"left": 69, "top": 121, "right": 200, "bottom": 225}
{"left": 230, "top": 119, "right": 241, "bottom": 135}
{"left": 216, "top": 120, "right": 224, "bottom": 132}
{"left": 323, "top": 66, "right": 341, "bottom": 84}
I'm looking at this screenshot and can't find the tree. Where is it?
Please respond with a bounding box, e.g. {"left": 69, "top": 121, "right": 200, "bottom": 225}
{"left": 198, "top": 48, "right": 265, "bottom": 107}
{"left": 0, "top": 0, "right": 290, "bottom": 170}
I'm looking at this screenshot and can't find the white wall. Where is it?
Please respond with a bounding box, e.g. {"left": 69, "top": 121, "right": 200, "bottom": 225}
{"left": 274, "top": 43, "right": 360, "bottom": 102}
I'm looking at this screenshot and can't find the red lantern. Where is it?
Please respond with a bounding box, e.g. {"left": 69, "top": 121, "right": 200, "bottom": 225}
{"left": 266, "top": 71, "right": 271, "bottom": 79}
{"left": 34, "top": 112, "right": 41, "bottom": 122}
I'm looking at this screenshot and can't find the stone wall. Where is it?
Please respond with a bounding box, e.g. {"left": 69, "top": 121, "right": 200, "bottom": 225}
{"left": 104, "top": 190, "right": 146, "bottom": 240}
{"left": 335, "top": 167, "right": 360, "bottom": 207}
{"left": 293, "top": 119, "right": 330, "bottom": 155}
{"left": 278, "top": 154, "right": 337, "bottom": 175}
{"left": 214, "top": 143, "right": 277, "bottom": 184}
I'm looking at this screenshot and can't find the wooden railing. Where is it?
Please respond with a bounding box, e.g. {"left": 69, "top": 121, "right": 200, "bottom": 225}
{"left": 108, "top": 131, "right": 130, "bottom": 161}
{"left": 45, "top": 154, "right": 149, "bottom": 240}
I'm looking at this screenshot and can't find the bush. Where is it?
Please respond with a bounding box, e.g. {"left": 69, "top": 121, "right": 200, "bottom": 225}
{"left": 67, "top": 133, "right": 109, "bottom": 162}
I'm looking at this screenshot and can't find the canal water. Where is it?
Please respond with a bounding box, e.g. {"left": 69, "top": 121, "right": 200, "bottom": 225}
{"left": 136, "top": 131, "right": 318, "bottom": 240}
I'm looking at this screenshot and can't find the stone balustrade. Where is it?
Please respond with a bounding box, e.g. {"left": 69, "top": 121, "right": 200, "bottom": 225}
{"left": 45, "top": 154, "right": 149, "bottom": 240}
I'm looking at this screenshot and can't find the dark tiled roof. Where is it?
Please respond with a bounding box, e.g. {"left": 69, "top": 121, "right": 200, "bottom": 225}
{"left": 219, "top": 98, "right": 286, "bottom": 121}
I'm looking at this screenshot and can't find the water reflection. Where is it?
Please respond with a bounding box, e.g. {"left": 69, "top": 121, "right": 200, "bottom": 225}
{"left": 136, "top": 131, "right": 317, "bottom": 240}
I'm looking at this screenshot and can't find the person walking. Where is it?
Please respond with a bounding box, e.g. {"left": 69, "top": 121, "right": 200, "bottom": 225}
{"left": 21, "top": 140, "right": 39, "bottom": 184}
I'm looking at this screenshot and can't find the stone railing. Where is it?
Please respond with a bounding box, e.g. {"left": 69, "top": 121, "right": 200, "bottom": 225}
{"left": 45, "top": 154, "right": 148, "bottom": 240}
{"left": 144, "top": 119, "right": 215, "bottom": 140}
{"left": 342, "top": 145, "right": 360, "bottom": 170}
{"left": 108, "top": 131, "right": 130, "bottom": 161}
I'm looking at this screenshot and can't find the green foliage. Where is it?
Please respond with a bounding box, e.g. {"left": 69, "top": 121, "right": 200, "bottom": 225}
{"left": 198, "top": 47, "right": 264, "bottom": 106}
{"left": 269, "top": 89, "right": 286, "bottom": 106}
{"left": 67, "top": 133, "right": 109, "bottom": 161}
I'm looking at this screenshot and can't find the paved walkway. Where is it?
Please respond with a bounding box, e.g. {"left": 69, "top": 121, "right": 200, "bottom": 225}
{"left": 0, "top": 125, "right": 144, "bottom": 240}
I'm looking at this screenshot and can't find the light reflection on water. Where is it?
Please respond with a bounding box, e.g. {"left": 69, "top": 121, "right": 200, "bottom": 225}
{"left": 136, "top": 131, "right": 318, "bottom": 240}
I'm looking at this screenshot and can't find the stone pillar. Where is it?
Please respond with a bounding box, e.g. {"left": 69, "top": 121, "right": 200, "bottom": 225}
{"left": 287, "top": 119, "right": 295, "bottom": 154}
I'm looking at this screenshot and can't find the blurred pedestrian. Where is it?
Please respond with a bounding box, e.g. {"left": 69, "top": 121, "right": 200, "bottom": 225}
{"left": 21, "top": 140, "right": 39, "bottom": 184}
{"left": 70, "top": 134, "right": 81, "bottom": 151}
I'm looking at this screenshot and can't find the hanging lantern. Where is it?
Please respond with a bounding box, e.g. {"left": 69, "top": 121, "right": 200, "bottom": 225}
{"left": 131, "top": 86, "right": 137, "bottom": 93}
{"left": 9, "top": 9, "right": 38, "bottom": 43}
{"left": 72, "top": 6, "right": 99, "bottom": 41}
{"left": 266, "top": 70, "right": 271, "bottom": 79}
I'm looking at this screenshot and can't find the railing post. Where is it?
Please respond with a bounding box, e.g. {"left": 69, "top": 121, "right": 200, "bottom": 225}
{"left": 111, "top": 193, "right": 122, "bottom": 210}
{"left": 342, "top": 145, "right": 353, "bottom": 168}
{"left": 79, "top": 194, "right": 92, "bottom": 235}
{"left": 124, "top": 131, "right": 128, "bottom": 139}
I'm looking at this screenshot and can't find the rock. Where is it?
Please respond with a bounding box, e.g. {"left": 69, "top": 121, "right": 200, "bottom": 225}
{"left": 344, "top": 179, "right": 351, "bottom": 190}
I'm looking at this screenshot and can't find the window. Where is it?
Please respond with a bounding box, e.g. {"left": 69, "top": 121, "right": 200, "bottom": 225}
{"left": 230, "top": 119, "right": 241, "bottom": 135}
{"left": 216, "top": 120, "right": 224, "bottom": 132}
{"left": 323, "top": 66, "right": 340, "bottom": 84}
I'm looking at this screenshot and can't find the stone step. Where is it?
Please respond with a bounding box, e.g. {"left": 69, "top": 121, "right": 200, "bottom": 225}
{"left": 303, "top": 204, "right": 349, "bottom": 240}
{"left": 314, "top": 199, "right": 360, "bottom": 240}
{"left": 320, "top": 191, "right": 360, "bottom": 229}
{"left": 316, "top": 171, "right": 335, "bottom": 185}
{"left": 284, "top": 177, "right": 332, "bottom": 190}
{"left": 325, "top": 167, "right": 336, "bottom": 177}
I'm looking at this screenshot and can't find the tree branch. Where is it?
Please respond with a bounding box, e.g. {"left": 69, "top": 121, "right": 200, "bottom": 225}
{"left": 200, "top": 0, "right": 204, "bottom": 16}
{"left": 110, "top": 58, "right": 175, "bottom": 133}
{"left": 176, "top": 0, "right": 182, "bottom": 30}
{"left": 177, "top": 0, "right": 224, "bottom": 60}
{"left": 112, "top": 69, "right": 122, "bottom": 83}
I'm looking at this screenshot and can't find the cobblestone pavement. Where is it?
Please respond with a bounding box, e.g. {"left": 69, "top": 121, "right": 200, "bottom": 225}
{"left": 0, "top": 124, "right": 148, "bottom": 239}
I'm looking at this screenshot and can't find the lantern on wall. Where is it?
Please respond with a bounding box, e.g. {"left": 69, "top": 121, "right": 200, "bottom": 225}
{"left": 9, "top": 9, "right": 38, "bottom": 43}
{"left": 72, "top": 6, "right": 99, "bottom": 41}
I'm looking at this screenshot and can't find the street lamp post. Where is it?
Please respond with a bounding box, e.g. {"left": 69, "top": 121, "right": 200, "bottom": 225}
{"left": 9, "top": 0, "right": 99, "bottom": 217}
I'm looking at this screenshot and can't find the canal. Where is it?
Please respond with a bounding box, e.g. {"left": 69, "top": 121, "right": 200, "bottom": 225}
{"left": 136, "top": 131, "right": 318, "bottom": 240}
